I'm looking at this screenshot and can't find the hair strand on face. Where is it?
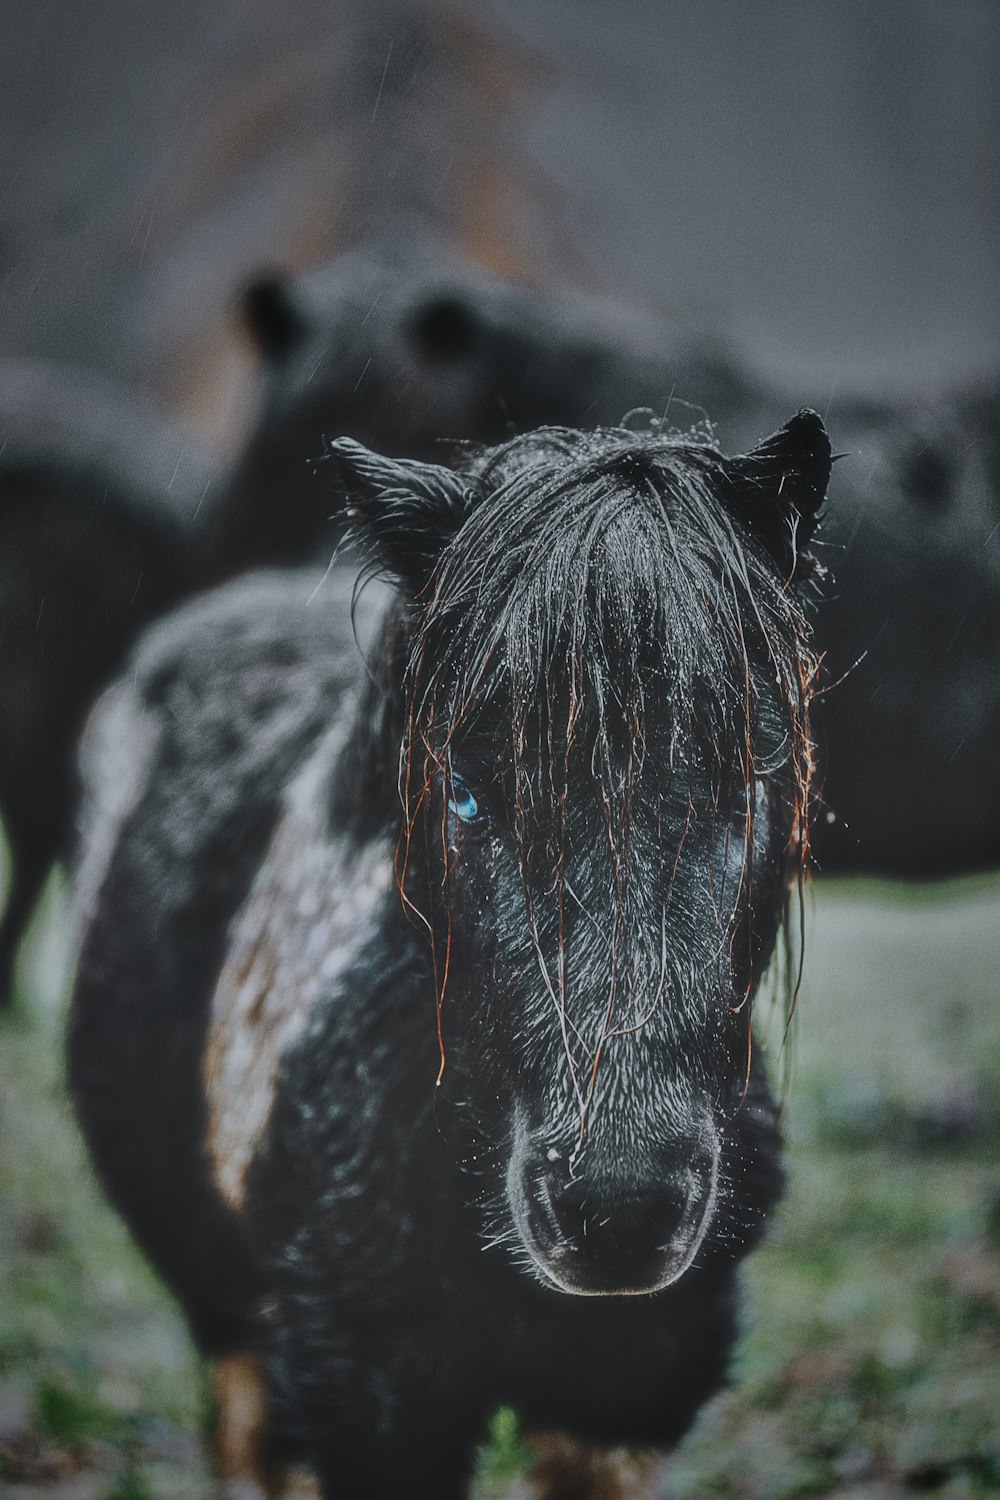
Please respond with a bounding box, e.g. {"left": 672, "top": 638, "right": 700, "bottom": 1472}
{"left": 385, "top": 424, "right": 822, "bottom": 1125}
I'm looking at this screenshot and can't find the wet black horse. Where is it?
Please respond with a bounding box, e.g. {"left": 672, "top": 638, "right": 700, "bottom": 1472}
{"left": 69, "top": 412, "right": 829, "bottom": 1498}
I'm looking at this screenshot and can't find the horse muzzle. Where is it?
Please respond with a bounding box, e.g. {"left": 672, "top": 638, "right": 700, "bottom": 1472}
{"left": 507, "top": 1128, "right": 721, "bottom": 1297}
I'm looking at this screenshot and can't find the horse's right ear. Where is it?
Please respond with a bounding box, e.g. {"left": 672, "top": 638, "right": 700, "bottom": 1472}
{"left": 330, "top": 438, "right": 476, "bottom": 593}
{"left": 240, "top": 271, "right": 309, "bottom": 361}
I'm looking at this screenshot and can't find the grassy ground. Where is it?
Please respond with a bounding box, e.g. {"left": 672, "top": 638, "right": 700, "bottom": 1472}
{"left": 1, "top": 871, "right": 999, "bottom": 1498}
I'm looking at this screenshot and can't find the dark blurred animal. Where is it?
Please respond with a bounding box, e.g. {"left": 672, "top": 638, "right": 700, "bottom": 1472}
{"left": 0, "top": 359, "right": 220, "bottom": 1002}
{"left": 807, "top": 387, "right": 1000, "bottom": 874}
{"left": 69, "top": 412, "right": 830, "bottom": 1498}
{"left": 211, "top": 247, "right": 1000, "bottom": 877}
{"left": 199, "top": 243, "right": 750, "bottom": 582}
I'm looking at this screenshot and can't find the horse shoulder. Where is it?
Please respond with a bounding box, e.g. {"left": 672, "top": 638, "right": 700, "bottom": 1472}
{"left": 203, "top": 712, "right": 394, "bottom": 1214}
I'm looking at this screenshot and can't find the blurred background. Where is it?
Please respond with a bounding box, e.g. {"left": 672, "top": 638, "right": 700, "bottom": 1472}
{"left": 1, "top": 2, "right": 998, "bottom": 1497}
{"left": 2, "top": 0, "right": 997, "bottom": 437}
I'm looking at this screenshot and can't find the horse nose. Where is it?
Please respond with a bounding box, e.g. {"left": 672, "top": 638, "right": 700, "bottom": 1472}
{"left": 530, "top": 1168, "right": 687, "bottom": 1275}
{"left": 516, "top": 1145, "right": 717, "bottom": 1296}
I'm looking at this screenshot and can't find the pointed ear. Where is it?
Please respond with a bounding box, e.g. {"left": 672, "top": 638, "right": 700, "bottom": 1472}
{"left": 406, "top": 290, "right": 481, "bottom": 363}
{"left": 240, "top": 271, "right": 309, "bottom": 361}
{"left": 723, "top": 409, "right": 831, "bottom": 580}
{"left": 330, "top": 438, "right": 477, "bottom": 593}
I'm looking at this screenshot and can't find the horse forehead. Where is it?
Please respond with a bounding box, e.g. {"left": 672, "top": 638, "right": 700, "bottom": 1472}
{"left": 464, "top": 737, "right": 729, "bottom": 813}
{"left": 512, "top": 786, "right": 730, "bottom": 895}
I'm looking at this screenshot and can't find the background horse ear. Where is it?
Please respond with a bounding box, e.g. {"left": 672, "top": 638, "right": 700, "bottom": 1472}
{"left": 239, "top": 271, "right": 310, "bottom": 362}
{"left": 405, "top": 290, "right": 482, "bottom": 364}
{"left": 723, "top": 408, "right": 831, "bottom": 581}
{"left": 330, "top": 437, "right": 476, "bottom": 592}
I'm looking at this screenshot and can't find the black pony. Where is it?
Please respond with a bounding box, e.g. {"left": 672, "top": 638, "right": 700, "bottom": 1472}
{"left": 69, "top": 412, "right": 830, "bottom": 1499}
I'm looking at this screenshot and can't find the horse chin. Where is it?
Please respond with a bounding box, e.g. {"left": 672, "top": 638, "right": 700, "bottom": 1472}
{"left": 525, "top": 1252, "right": 695, "bottom": 1299}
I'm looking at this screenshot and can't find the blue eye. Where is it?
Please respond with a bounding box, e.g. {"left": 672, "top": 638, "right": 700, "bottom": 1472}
{"left": 446, "top": 773, "right": 479, "bottom": 824}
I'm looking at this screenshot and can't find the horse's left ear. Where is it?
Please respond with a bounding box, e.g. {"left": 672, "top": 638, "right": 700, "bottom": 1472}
{"left": 240, "top": 270, "right": 310, "bottom": 361}
{"left": 723, "top": 409, "right": 831, "bottom": 581}
{"left": 330, "top": 438, "right": 476, "bottom": 593}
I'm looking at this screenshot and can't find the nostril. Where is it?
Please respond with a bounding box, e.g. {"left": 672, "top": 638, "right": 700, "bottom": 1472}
{"left": 520, "top": 1162, "right": 564, "bottom": 1255}
{"left": 562, "top": 1180, "right": 691, "bottom": 1259}
{"left": 644, "top": 1181, "right": 690, "bottom": 1250}
{"left": 523, "top": 1162, "right": 692, "bottom": 1258}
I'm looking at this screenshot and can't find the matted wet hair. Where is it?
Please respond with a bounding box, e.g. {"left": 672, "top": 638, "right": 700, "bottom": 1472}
{"left": 337, "top": 417, "right": 829, "bottom": 1107}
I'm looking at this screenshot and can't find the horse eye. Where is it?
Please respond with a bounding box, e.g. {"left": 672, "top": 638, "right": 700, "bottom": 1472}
{"left": 446, "top": 773, "right": 480, "bottom": 824}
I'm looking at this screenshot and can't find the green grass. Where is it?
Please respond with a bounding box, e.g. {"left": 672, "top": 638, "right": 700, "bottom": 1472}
{"left": 2, "top": 871, "right": 999, "bottom": 1495}
{"left": 0, "top": 872, "right": 210, "bottom": 1497}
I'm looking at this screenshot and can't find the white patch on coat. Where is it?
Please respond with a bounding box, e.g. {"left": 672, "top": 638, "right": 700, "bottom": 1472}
{"left": 203, "top": 712, "right": 392, "bottom": 1213}
{"left": 73, "top": 681, "right": 158, "bottom": 941}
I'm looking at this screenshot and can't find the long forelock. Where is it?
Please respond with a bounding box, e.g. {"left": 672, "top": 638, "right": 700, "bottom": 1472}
{"left": 405, "top": 427, "right": 815, "bottom": 793}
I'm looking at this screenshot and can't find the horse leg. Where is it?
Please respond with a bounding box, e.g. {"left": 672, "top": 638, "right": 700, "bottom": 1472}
{"left": 300, "top": 1386, "right": 484, "bottom": 1500}
{"left": 211, "top": 1352, "right": 323, "bottom": 1500}
{"left": 211, "top": 1352, "right": 272, "bottom": 1500}
{"left": 520, "top": 1430, "right": 665, "bottom": 1500}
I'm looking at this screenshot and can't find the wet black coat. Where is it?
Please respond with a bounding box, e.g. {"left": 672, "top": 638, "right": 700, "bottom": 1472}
{"left": 69, "top": 567, "right": 785, "bottom": 1498}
